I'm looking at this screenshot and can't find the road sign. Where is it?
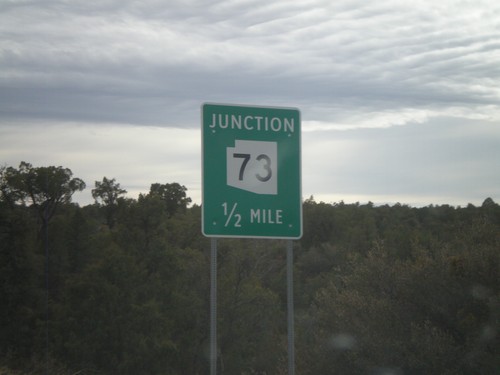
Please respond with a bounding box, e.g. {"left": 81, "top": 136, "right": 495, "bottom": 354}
{"left": 202, "top": 103, "right": 302, "bottom": 239}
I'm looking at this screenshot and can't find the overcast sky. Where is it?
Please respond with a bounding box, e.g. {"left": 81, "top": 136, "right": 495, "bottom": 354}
{"left": 1, "top": 0, "right": 499, "bottom": 207}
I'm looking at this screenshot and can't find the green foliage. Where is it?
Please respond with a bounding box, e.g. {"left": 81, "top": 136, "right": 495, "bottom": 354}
{"left": 1, "top": 162, "right": 499, "bottom": 374}
{"left": 296, "top": 199, "right": 500, "bottom": 375}
{"left": 217, "top": 240, "right": 285, "bottom": 374}
{"left": 148, "top": 182, "right": 192, "bottom": 217}
{"left": 0, "top": 203, "right": 43, "bottom": 366}
{"left": 92, "top": 177, "right": 127, "bottom": 229}
{"left": 0, "top": 162, "right": 85, "bottom": 231}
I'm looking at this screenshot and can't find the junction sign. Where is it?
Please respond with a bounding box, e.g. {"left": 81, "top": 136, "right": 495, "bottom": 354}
{"left": 202, "top": 103, "right": 302, "bottom": 239}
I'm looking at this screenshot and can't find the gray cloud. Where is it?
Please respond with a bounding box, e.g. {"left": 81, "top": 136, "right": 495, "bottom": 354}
{"left": 2, "top": 0, "right": 499, "bottom": 126}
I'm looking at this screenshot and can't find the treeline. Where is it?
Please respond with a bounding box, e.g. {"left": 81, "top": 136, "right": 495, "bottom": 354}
{"left": 1, "top": 162, "right": 498, "bottom": 374}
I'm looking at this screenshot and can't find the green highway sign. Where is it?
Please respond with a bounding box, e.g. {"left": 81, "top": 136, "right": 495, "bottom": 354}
{"left": 202, "top": 103, "right": 302, "bottom": 239}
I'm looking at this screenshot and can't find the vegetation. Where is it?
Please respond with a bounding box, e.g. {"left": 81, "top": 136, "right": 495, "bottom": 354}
{"left": 1, "top": 162, "right": 498, "bottom": 374}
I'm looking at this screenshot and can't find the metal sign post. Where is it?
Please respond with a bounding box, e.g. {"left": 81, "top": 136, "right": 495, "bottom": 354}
{"left": 210, "top": 238, "right": 217, "bottom": 375}
{"left": 287, "top": 240, "right": 295, "bottom": 375}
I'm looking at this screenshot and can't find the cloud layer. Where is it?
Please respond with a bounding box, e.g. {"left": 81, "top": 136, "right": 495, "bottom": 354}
{"left": 3, "top": 0, "right": 499, "bottom": 127}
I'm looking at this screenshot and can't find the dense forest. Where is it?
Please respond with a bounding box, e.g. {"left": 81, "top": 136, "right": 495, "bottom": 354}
{"left": 1, "top": 162, "right": 498, "bottom": 375}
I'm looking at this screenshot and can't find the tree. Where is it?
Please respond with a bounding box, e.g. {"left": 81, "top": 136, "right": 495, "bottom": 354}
{"left": 148, "top": 182, "right": 192, "bottom": 217}
{"left": 0, "top": 162, "right": 85, "bottom": 230}
{"left": 92, "top": 177, "right": 127, "bottom": 207}
{"left": 0, "top": 165, "right": 22, "bottom": 207}
{"left": 92, "top": 177, "right": 127, "bottom": 229}
{"left": 0, "top": 199, "right": 43, "bottom": 366}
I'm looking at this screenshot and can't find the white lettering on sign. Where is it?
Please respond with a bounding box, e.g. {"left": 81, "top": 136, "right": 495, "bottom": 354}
{"left": 227, "top": 140, "right": 277, "bottom": 195}
{"left": 209, "top": 113, "right": 294, "bottom": 133}
{"left": 250, "top": 209, "right": 283, "bottom": 224}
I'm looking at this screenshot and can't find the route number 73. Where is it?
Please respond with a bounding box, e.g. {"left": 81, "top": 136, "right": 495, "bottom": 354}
{"left": 233, "top": 153, "right": 272, "bottom": 182}
{"left": 226, "top": 140, "right": 278, "bottom": 195}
